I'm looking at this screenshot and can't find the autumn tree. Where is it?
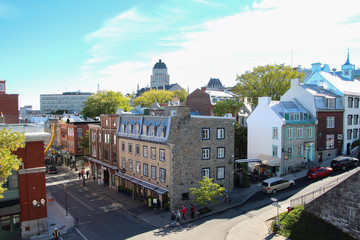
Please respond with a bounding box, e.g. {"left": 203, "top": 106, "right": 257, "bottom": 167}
{"left": 82, "top": 91, "right": 131, "bottom": 119}
{"left": 78, "top": 130, "right": 89, "bottom": 155}
{"left": 133, "top": 89, "right": 187, "bottom": 108}
{"left": 233, "top": 64, "right": 304, "bottom": 107}
{"left": 0, "top": 128, "right": 25, "bottom": 198}
{"left": 213, "top": 99, "right": 243, "bottom": 117}
{"left": 190, "top": 176, "right": 225, "bottom": 205}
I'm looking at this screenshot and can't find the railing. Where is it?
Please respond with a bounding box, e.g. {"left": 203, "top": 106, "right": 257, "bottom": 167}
{"left": 290, "top": 168, "right": 360, "bottom": 208}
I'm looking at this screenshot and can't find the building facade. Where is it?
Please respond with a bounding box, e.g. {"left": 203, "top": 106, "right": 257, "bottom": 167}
{"left": 40, "top": 91, "right": 93, "bottom": 114}
{"left": 0, "top": 80, "right": 19, "bottom": 124}
{"left": 150, "top": 59, "right": 170, "bottom": 88}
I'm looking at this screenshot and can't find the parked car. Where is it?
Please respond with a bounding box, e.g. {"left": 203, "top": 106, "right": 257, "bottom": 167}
{"left": 306, "top": 167, "right": 333, "bottom": 179}
{"left": 47, "top": 165, "right": 57, "bottom": 174}
{"left": 330, "top": 156, "right": 359, "bottom": 170}
{"left": 261, "top": 177, "right": 295, "bottom": 194}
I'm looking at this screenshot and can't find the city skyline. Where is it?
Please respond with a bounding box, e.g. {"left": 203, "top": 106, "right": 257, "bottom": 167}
{"left": 1, "top": 0, "right": 360, "bottom": 110}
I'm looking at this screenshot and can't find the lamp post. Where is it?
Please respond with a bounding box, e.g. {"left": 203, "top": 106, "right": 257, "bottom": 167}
{"left": 32, "top": 199, "right": 46, "bottom": 235}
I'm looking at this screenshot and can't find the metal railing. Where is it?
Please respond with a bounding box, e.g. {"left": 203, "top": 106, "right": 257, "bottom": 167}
{"left": 290, "top": 168, "right": 359, "bottom": 208}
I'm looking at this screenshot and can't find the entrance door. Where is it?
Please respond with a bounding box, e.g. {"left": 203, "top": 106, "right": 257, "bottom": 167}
{"left": 318, "top": 153, "right": 322, "bottom": 163}
{"left": 103, "top": 169, "right": 109, "bottom": 186}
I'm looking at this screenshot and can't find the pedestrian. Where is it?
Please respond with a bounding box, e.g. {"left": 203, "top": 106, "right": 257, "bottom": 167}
{"left": 176, "top": 210, "right": 181, "bottom": 225}
{"left": 181, "top": 206, "right": 186, "bottom": 220}
{"left": 52, "top": 227, "right": 60, "bottom": 240}
{"left": 78, "top": 171, "right": 81, "bottom": 179}
{"left": 86, "top": 170, "right": 89, "bottom": 179}
{"left": 170, "top": 211, "right": 176, "bottom": 227}
{"left": 80, "top": 169, "right": 84, "bottom": 178}
{"left": 191, "top": 204, "right": 195, "bottom": 219}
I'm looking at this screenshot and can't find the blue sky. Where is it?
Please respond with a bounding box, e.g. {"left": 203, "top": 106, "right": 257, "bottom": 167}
{"left": 1, "top": 0, "right": 360, "bottom": 110}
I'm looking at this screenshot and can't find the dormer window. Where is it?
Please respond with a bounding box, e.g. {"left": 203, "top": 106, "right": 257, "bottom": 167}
{"left": 294, "top": 113, "right": 300, "bottom": 121}
{"left": 284, "top": 113, "right": 289, "bottom": 120}
{"left": 304, "top": 113, "right": 309, "bottom": 120}
{"left": 327, "top": 98, "right": 335, "bottom": 108}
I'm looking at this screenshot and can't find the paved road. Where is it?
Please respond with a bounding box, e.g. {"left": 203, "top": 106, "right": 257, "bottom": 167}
{"left": 46, "top": 167, "right": 154, "bottom": 240}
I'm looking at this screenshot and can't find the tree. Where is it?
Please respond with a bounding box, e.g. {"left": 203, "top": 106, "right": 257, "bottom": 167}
{"left": 0, "top": 128, "right": 25, "bottom": 198}
{"left": 233, "top": 64, "right": 304, "bottom": 107}
{"left": 82, "top": 91, "right": 131, "bottom": 119}
{"left": 78, "top": 130, "right": 89, "bottom": 155}
{"left": 213, "top": 99, "right": 244, "bottom": 117}
{"left": 190, "top": 176, "right": 225, "bottom": 205}
{"left": 235, "top": 123, "right": 247, "bottom": 159}
{"left": 133, "top": 89, "right": 187, "bottom": 108}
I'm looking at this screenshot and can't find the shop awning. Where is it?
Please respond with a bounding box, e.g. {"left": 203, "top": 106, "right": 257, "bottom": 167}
{"left": 115, "top": 172, "right": 134, "bottom": 181}
{"left": 235, "top": 158, "right": 262, "bottom": 163}
{"left": 130, "top": 178, "right": 141, "bottom": 184}
{"left": 257, "top": 154, "right": 280, "bottom": 167}
{"left": 88, "top": 157, "right": 118, "bottom": 171}
{"left": 138, "top": 181, "right": 158, "bottom": 191}
{"left": 154, "top": 186, "right": 168, "bottom": 195}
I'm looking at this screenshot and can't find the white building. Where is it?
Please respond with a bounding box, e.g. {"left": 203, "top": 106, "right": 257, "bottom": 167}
{"left": 150, "top": 59, "right": 170, "bottom": 88}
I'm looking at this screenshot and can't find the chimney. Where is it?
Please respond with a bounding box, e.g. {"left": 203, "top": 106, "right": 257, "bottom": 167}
{"left": 201, "top": 87, "right": 206, "bottom": 92}
{"left": 311, "top": 63, "right": 321, "bottom": 74}
{"left": 258, "top": 97, "right": 271, "bottom": 106}
{"left": 0, "top": 112, "right": 5, "bottom": 124}
{"left": 291, "top": 78, "right": 300, "bottom": 88}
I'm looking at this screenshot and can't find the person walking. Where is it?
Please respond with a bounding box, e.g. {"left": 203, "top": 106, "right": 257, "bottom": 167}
{"left": 78, "top": 171, "right": 81, "bottom": 179}
{"left": 181, "top": 206, "right": 186, "bottom": 220}
{"left": 86, "top": 170, "right": 89, "bottom": 179}
{"left": 170, "top": 211, "right": 176, "bottom": 227}
{"left": 53, "top": 228, "right": 60, "bottom": 240}
{"left": 176, "top": 210, "right": 181, "bottom": 225}
{"left": 191, "top": 204, "right": 195, "bottom": 219}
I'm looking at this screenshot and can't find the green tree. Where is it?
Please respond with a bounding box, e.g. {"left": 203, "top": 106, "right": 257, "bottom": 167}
{"left": 132, "top": 89, "right": 173, "bottom": 108}
{"left": 82, "top": 91, "right": 131, "bottom": 119}
{"left": 235, "top": 123, "right": 247, "bottom": 159}
{"left": 213, "top": 99, "right": 244, "bottom": 117}
{"left": 0, "top": 128, "right": 25, "bottom": 198}
{"left": 190, "top": 176, "right": 225, "bottom": 205}
{"left": 233, "top": 64, "right": 304, "bottom": 107}
{"left": 172, "top": 89, "right": 188, "bottom": 102}
{"left": 78, "top": 130, "right": 89, "bottom": 155}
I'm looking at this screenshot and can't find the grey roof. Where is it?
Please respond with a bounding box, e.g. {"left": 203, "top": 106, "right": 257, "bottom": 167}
{"left": 153, "top": 59, "right": 167, "bottom": 69}
{"left": 207, "top": 78, "right": 224, "bottom": 89}
{"left": 300, "top": 84, "right": 344, "bottom": 111}
{"left": 270, "top": 99, "right": 316, "bottom": 123}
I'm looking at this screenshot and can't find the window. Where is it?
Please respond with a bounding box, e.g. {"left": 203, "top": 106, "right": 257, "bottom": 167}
{"left": 91, "top": 145, "right": 97, "bottom": 157}
{"left": 297, "top": 128, "right": 303, "bottom": 139}
{"left": 159, "top": 149, "right": 165, "bottom": 161}
{"left": 272, "top": 127, "right": 278, "bottom": 139}
{"left": 105, "top": 119, "right": 108, "bottom": 126}
{"left": 355, "top": 98, "right": 359, "bottom": 108}
{"left": 272, "top": 145, "right": 278, "bottom": 157}
{"left": 348, "top": 97, "right": 353, "bottom": 108}
{"left": 77, "top": 128, "right": 82, "bottom": 138}
{"left": 104, "top": 149, "right": 110, "bottom": 160}
{"left": 326, "top": 134, "right": 334, "bottom": 149}
{"left": 347, "top": 129, "right": 352, "bottom": 140}
{"left": 160, "top": 168, "right": 166, "bottom": 182}
{"left": 286, "top": 127, "right": 293, "bottom": 139}
{"left": 128, "top": 143, "right": 132, "bottom": 153}
{"left": 113, "top": 119, "right": 116, "bottom": 127}
{"left": 91, "top": 131, "right": 96, "bottom": 141}
{"left": 297, "top": 145, "right": 303, "bottom": 156}
{"left": 294, "top": 113, "right": 300, "bottom": 121}
{"left": 217, "top": 147, "right": 225, "bottom": 158}
{"left": 151, "top": 147, "right": 156, "bottom": 159}
{"left": 121, "top": 142, "right": 125, "bottom": 152}
{"left": 181, "top": 193, "right": 190, "bottom": 200}
{"left": 0, "top": 82, "right": 4, "bottom": 91}
{"left": 217, "top": 167, "right": 225, "bottom": 179}
{"left": 327, "top": 98, "right": 335, "bottom": 108}
{"left": 306, "top": 127, "right": 313, "bottom": 138}
{"left": 151, "top": 165, "right": 157, "bottom": 179}
{"left": 143, "top": 164, "right": 148, "bottom": 176}
{"left": 353, "top": 129, "right": 358, "bottom": 139}
{"left": 202, "top": 128, "right": 210, "bottom": 140}
{"left": 354, "top": 115, "right": 359, "bottom": 125}
{"left": 129, "top": 160, "right": 133, "bottom": 172}
{"left": 143, "top": 146, "right": 148, "bottom": 157}
{"left": 113, "top": 134, "right": 117, "bottom": 144}
{"left": 104, "top": 132, "right": 110, "bottom": 143}
{"left": 202, "top": 148, "right": 210, "bottom": 159}
{"left": 98, "top": 132, "right": 101, "bottom": 142}
{"left": 217, "top": 128, "right": 225, "bottom": 139}
{"left": 136, "top": 144, "right": 140, "bottom": 155}
{"left": 113, "top": 151, "right": 116, "bottom": 163}
{"left": 202, "top": 168, "right": 210, "bottom": 178}
{"left": 348, "top": 115, "right": 353, "bottom": 125}
{"left": 98, "top": 147, "right": 102, "bottom": 158}
{"left": 284, "top": 113, "right": 289, "bottom": 120}
{"left": 1, "top": 216, "right": 10, "bottom": 231}
{"left": 303, "top": 113, "right": 309, "bottom": 120}
{"left": 327, "top": 117, "right": 335, "bottom": 128}
{"left": 287, "top": 146, "right": 293, "bottom": 157}
{"left": 136, "top": 161, "right": 141, "bottom": 174}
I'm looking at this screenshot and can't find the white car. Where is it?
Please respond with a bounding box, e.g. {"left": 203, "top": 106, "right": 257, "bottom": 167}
{"left": 261, "top": 177, "right": 295, "bottom": 194}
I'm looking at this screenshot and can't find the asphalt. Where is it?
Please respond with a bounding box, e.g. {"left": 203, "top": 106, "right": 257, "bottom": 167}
{"left": 32, "top": 159, "right": 336, "bottom": 240}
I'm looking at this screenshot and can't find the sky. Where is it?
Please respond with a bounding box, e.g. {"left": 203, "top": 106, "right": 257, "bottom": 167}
{"left": 1, "top": 0, "right": 360, "bottom": 110}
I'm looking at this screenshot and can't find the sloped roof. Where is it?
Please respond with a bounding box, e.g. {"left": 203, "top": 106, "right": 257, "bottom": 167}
{"left": 207, "top": 78, "right": 224, "bottom": 89}
{"left": 153, "top": 59, "right": 167, "bottom": 69}
{"left": 205, "top": 90, "right": 234, "bottom": 98}
{"left": 320, "top": 72, "right": 360, "bottom": 95}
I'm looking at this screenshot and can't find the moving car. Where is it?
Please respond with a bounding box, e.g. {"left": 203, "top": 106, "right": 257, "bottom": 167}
{"left": 330, "top": 156, "right": 359, "bottom": 171}
{"left": 306, "top": 167, "right": 333, "bottom": 179}
{"left": 261, "top": 177, "right": 295, "bottom": 194}
{"left": 47, "top": 165, "right": 57, "bottom": 174}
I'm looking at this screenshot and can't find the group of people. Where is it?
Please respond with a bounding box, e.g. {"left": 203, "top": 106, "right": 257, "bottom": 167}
{"left": 170, "top": 205, "right": 196, "bottom": 226}
{"left": 78, "top": 169, "right": 89, "bottom": 179}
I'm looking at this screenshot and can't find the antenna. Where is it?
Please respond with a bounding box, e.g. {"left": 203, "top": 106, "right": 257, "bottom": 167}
{"left": 291, "top": 48, "right": 293, "bottom": 67}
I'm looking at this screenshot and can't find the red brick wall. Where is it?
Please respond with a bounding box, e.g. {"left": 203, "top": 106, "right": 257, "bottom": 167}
{"left": 0, "top": 94, "right": 19, "bottom": 123}
{"left": 316, "top": 112, "right": 343, "bottom": 151}
{"left": 186, "top": 89, "right": 211, "bottom": 116}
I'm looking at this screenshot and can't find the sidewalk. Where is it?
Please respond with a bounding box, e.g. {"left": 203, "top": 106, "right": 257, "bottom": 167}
{"left": 41, "top": 159, "right": 333, "bottom": 239}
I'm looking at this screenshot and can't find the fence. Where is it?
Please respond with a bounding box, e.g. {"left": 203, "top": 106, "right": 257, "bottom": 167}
{"left": 290, "top": 168, "right": 360, "bottom": 208}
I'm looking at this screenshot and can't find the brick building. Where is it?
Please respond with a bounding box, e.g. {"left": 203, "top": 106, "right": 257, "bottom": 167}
{"left": 0, "top": 80, "right": 19, "bottom": 124}
{"left": 0, "top": 124, "right": 50, "bottom": 239}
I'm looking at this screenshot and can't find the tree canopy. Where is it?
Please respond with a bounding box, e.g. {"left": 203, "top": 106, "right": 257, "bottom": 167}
{"left": 233, "top": 64, "right": 304, "bottom": 107}
{"left": 133, "top": 89, "right": 187, "bottom": 108}
{"left": 213, "top": 99, "right": 244, "bottom": 117}
{"left": 78, "top": 130, "right": 89, "bottom": 155}
{"left": 82, "top": 91, "right": 131, "bottom": 119}
{"left": 0, "top": 128, "right": 25, "bottom": 198}
{"left": 190, "top": 176, "right": 225, "bottom": 205}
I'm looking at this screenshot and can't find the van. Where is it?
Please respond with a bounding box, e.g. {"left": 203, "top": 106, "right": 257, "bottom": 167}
{"left": 261, "top": 177, "right": 295, "bottom": 194}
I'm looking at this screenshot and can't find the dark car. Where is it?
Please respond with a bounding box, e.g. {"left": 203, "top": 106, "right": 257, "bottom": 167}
{"left": 330, "top": 156, "right": 359, "bottom": 170}
{"left": 306, "top": 167, "right": 333, "bottom": 179}
{"left": 47, "top": 165, "right": 57, "bottom": 174}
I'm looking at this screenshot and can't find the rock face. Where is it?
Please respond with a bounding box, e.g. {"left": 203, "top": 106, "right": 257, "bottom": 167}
{"left": 306, "top": 169, "right": 360, "bottom": 240}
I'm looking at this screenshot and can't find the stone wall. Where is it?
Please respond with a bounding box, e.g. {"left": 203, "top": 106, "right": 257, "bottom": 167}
{"left": 306, "top": 169, "right": 360, "bottom": 240}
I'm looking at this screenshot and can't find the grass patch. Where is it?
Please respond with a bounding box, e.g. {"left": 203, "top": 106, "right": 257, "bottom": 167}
{"left": 277, "top": 205, "right": 356, "bottom": 240}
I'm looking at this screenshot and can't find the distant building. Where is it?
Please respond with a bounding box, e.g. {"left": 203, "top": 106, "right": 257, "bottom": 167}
{"left": 0, "top": 80, "right": 19, "bottom": 124}
{"left": 40, "top": 91, "right": 93, "bottom": 114}
{"left": 206, "top": 78, "right": 225, "bottom": 90}
{"left": 150, "top": 59, "right": 170, "bottom": 88}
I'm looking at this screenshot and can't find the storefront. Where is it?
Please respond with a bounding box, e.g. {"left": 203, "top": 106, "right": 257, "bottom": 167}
{"left": 87, "top": 157, "right": 118, "bottom": 189}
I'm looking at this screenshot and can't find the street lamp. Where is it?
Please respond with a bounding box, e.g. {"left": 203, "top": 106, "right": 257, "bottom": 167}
{"left": 32, "top": 199, "right": 46, "bottom": 235}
